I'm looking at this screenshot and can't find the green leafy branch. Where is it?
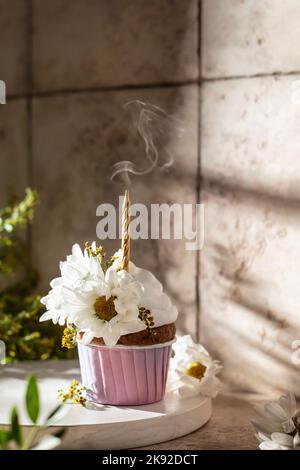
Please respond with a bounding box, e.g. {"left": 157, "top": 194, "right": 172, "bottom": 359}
{"left": 0, "top": 189, "right": 75, "bottom": 362}
{"left": 0, "top": 188, "right": 37, "bottom": 276}
{"left": 0, "top": 375, "right": 66, "bottom": 450}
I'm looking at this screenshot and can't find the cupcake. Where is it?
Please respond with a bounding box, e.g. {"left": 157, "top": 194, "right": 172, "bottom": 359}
{"left": 40, "top": 192, "right": 178, "bottom": 405}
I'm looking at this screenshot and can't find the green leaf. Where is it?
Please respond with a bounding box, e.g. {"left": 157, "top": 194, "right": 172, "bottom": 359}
{"left": 10, "top": 407, "right": 23, "bottom": 447}
{"left": 25, "top": 375, "right": 40, "bottom": 424}
{"left": 0, "top": 428, "right": 10, "bottom": 450}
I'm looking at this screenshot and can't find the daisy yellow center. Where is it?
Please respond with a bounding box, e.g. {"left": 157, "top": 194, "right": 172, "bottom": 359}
{"left": 185, "top": 361, "right": 207, "bottom": 380}
{"left": 93, "top": 296, "right": 117, "bottom": 322}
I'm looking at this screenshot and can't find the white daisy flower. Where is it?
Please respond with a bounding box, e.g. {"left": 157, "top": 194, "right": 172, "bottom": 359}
{"left": 257, "top": 431, "right": 300, "bottom": 450}
{"left": 64, "top": 267, "right": 144, "bottom": 346}
{"left": 40, "top": 243, "right": 103, "bottom": 325}
{"left": 40, "top": 243, "right": 178, "bottom": 347}
{"left": 61, "top": 242, "right": 104, "bottom": 290}
{"left": 39, "top": 277, "right": 68, "bottom": 326}
{"left": 168, "top": 335, "right": 222, "bottom": 399}
{"left": 252, "top": 391, "right": 300, "bottom": 450}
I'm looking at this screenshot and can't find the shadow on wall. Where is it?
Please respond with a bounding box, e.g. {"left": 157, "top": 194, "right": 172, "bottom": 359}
{"left": 200, "top": 176, "right": 300, "bottom": 397}
{"left": 0, "top": 1, "right": 199, "bottom": 336}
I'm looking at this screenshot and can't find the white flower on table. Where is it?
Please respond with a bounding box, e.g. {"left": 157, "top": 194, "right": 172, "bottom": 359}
{"left": 168, "top": 335, "right": 222, "bottom": 399}
{"left": 256, "top": 431, "right": 300, "bottom": 450}
{"left": 252, "top": 391, "right": 300, "bottom": 450}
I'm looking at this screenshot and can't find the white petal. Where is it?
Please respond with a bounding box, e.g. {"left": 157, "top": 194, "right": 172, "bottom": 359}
{"left": 72, "top": 243, "right": 83, "bottom": 258}
{"left": 293, "top": 433, "right": 300, "bottom": 448}
{"left": 251, "top": 417, "right": 280, "bottom": 435}
{"left": 256, "top": 432, "right": 271, "bottom": 443}
{"left": 102, "top": 331, "right": 119, "bottom": 347}
{"left": 81, "top": 331, "right": 94, "bottom": 344}
{"left": 58, "top": 316, "right": 67, "bottom": 326}
{"left": 282, "top": 418, "right": 295, "bottom": 433}
{"left": 279, "top": 392, "right": 296, "bottom": 417}
{"left": 50, "top": 277, "right": 62, "bottom": 288}
{"left": 178, "top": 383, "right": 200, "bottom": 399}
{"left": 271, "top": 432, "right": 294, "bottom": 447}
{"left": 105, "top": 268, "right": 118, "bottom": 296}
{"left": 39, "top": 311, "right": 53, "bottom": 322}
{"left": 259, "top": 440, "right": 284, "bottom": 450}
{"left": 264, "top": 402, "right": 287, "bottom": 422}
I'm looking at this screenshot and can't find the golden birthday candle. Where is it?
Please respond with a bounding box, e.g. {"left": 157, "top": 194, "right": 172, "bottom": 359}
{"left": 121, "top": 190, "right": 131, "bottom": 271}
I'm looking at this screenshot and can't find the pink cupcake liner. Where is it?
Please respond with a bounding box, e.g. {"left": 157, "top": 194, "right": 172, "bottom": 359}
{"left": 77, "top": 339, "right": 174, "bottom": 406}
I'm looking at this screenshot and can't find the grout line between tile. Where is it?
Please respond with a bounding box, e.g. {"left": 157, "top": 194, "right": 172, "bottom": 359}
{"left": 201, "top": 69, "right": 300, "bottom": 83}
{"left": 6, "top": 79, "right": 199, "bottom": 102}
{"left": 195, "top": 0, "right": 202, "bottom": 342}
{"left": 7, "top": 69, "right": 300, "bottom": 104}
{"left": 26, "top": 0, "right": 33, "bottom": 271}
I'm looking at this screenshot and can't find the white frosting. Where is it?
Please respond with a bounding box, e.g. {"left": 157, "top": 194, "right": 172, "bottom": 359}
{"left": 130, "top": 262, "right": 178, "bottom": 327}
{"left": 40, "top": 244, "right": 178, "bottom": 346}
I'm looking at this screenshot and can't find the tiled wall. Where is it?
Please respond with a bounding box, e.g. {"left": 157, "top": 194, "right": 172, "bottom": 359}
{"left": 0, "top": 0, "right": 199, "bottom": 337}
{"left": 201, "top": 0, "right": 300, "bottom": 395}
{"left": 1, "top": 0, "right": 300, "bottom": 395}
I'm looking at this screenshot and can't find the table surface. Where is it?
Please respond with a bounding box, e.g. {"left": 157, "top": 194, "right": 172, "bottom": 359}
{"left": 140, "top": 393, "right": 258, "bottom": 450}
{"left": 0, "top": 360, "right": 259, "bottom": 450}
